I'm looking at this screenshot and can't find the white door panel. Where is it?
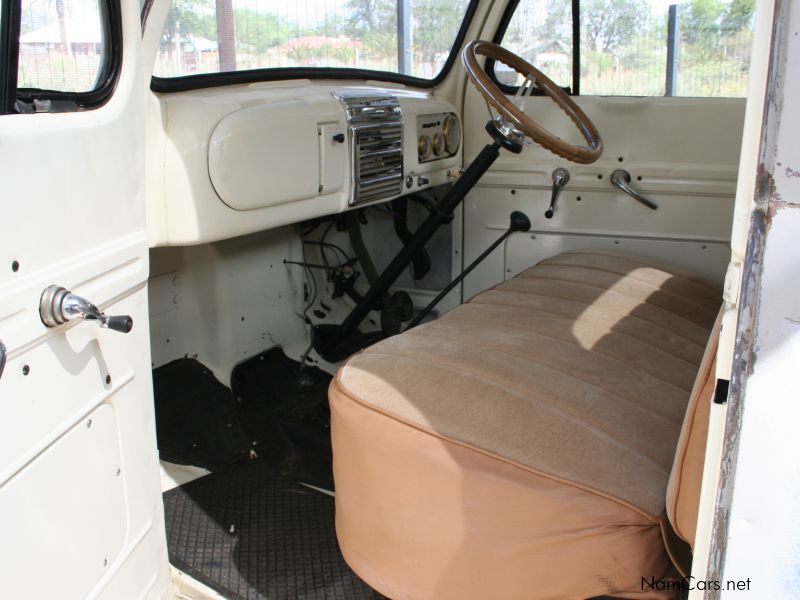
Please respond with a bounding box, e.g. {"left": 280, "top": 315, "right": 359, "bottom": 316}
{"left": 462, "top": 92, "right": 744, "bottom": 297}
{"left": 0, "top": 0, "right": 169, "bottom": 596}
{"left": 0, "top": 404, "right": 126, "bottom": 600}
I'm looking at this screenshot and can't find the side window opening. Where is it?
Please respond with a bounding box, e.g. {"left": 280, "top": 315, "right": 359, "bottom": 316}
{"left": 495, "top": 0, "right": 756, "bottom": 98}
{"left": 18, "top": 0, "right": 106, "bottom": 93}
{"left": 0, "top": 0, "right": 120, "bottom": 113}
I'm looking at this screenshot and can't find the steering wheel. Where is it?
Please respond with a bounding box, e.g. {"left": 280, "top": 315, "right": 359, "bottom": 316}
{"left": 463, "top": 40, "right": 603, "bottom": 164}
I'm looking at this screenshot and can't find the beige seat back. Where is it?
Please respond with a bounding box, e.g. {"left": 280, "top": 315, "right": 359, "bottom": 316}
{"left": 666, "top": 310, "right": 723, "bottom": 549}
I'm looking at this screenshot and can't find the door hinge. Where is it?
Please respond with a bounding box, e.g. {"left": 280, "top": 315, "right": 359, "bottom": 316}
{"left": 723, "top": 261, "right": 742, "bottom": 306}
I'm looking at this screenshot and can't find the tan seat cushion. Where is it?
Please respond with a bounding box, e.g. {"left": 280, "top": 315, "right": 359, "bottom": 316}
{"left": 331, "top": 251, "right": 721, "bottom": 599}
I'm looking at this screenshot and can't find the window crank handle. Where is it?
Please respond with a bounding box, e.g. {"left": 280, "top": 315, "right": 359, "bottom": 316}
{"left": 39, "top": 286, "right": 133, "bottom": 333}
{"left": 545, "top": 167, "right": 570, "bottom": 219}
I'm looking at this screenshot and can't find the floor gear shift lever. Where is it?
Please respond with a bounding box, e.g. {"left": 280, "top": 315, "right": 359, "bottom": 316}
{"left": 406, "top": 211, "right": 532, "bottom": 329}
{"left": 545, "top": 167, "right": 570, "bottom": 219}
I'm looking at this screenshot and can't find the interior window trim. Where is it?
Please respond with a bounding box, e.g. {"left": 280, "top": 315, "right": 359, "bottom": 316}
{"left": 150, "top": 0, "right": 482, "bottom": 94}
{"left": 8, "top": 0, "right": 122, "bottom": 113}
{"left": 0, "top": 0, "right": 21, "bottom": 113}
{"left": 486, "top": 0, "right": 579, "bottom": 96}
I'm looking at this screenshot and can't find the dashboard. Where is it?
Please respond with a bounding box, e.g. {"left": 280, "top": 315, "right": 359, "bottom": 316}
{"left": 150, "top": 82, "right": 462, "bottom": 246}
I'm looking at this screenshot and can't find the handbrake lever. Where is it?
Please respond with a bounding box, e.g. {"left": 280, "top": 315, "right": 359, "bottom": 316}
{"left": 406, "top": 211, "right": 532, "bottom": 329}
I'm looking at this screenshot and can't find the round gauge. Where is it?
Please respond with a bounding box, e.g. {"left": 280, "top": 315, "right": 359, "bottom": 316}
{"left": 432, "top": 132, "right": 445, "bottom": 156}
{"left": 443, "top": 114, "right": 461, "bottom": 155}
{"left": 418, "top": 135, "right": 432, "bottom": 160}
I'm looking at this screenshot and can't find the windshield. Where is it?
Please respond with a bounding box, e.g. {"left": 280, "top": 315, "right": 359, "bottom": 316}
{"left": 153, "top": 0, "right": 473, "bottom": 82}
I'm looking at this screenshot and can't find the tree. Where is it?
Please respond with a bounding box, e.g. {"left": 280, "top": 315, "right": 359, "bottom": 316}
{"left": 504, "top": 0, "right": 571, "bottom": 51}
{"left": 722, "top": 0, "right": 755, "bottom": 32}
{"left": 55, "top": 0, "right": 69, "bottom": 55}
{"left": 683, "top": 0, "right": 724, "bottom": 44}
{"left": 411, "top": 0, "right": 469, "bottom": 67}
{"left": 234, "top": 10, "right": 290, "bottom": 54}
{"left": 344, "top": 0, "right": 397, "bottom": 60}
{"left": 582, "top": 0, "right": 650, "bottom": 55}
{"left": 161, "top": 0, "right": 215, "bottom": 47}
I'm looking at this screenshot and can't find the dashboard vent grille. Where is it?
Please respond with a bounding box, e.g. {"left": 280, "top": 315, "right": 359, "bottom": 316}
{"left": 354, "top": 123, "right": 403, "bottom": 205}
{"left": 334, "top": 91, "right": 404, "bottom": 206}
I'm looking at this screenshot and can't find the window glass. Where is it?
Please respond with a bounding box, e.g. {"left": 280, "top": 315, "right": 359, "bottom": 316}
{"left": 498, "top": 0, "right": 755, "bottom": 97}
{"left": 18, "top": 0, "right": 106, "bottom": 92}
{"left": 495, "top": 0, "right": 573, "bottom": 89}
{"left": 153, "top": 0, "right": 471, "bottom": 80}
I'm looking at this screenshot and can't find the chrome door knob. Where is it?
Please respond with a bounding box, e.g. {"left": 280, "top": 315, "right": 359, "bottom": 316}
{"left": 39, "top": 286, "right": 133, "bottom": 333}
{"left": 0, "top": 339, "right": 6, "bottom": 380}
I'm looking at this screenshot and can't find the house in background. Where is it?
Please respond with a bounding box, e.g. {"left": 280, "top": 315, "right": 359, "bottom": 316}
{"left": 19, "top": 0, "right": 102, "bottom": 57}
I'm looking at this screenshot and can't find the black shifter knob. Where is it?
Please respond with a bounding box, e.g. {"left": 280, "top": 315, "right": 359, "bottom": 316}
{"left": 509, "top": 210, "right": 531, "bottom": 233}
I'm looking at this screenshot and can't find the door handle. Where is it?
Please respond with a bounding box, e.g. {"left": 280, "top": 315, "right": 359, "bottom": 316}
{"left": 610, "top": 170, "right": 658, "bottom": 210}
{"left": 39, "top": 286, "right": 133, "bottom": 333}
{"left": 0, "top": 339, "right": 6, "bottom": 380}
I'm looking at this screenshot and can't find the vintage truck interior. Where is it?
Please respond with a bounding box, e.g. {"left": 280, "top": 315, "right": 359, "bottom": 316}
{"left": 1, "top": 0, "right": 776, "bottom": 598}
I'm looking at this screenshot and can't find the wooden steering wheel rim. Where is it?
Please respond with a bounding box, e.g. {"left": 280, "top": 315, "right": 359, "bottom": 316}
{"left": 462, "top": 40, "right": 603, "bottom": 164}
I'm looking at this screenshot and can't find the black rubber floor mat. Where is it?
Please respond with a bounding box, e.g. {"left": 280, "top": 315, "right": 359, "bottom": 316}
{"left": 232, "top": 348, "right": 334, "bottom": 490}
{"left": 163, "top": 459, "right": 377, "bottom": 599}
{"left": 153, "top": 358, "right": 248, "bottom": 470}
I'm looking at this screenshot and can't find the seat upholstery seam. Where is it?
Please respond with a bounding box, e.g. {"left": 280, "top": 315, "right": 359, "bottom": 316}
{"left": 495, "top": 278, "right": 716, "bottom": 333}
{"left": 332, "top": 375, "right": 662, "bottom": 523}
{"left": 437, "top": 314, "right": 695, "bottom": 393}
{"left": 378, "top": 332, "right": 681, "bottom": 431}
{"left": 537, "top": 260, "right": 721, "bottom": 303}
{"left": 516, "top": 272, "right": 718, "bottom": 319}
{"left": 458, "top": 300, "right": 705, "bottom": 367}
{"left": 473, "top": 286, "right": 712, "bottom": 344}
{"left": 470, "top": 295, "right": 707, "bottom": 353}
{"left": 355, "top": 349, "right": 674, "bottom": 474}
{"left": 542, "top": 250, "right": 721, "bottom": 294}
{"left": 404, "top": 328, "right": 685, "bottom": 427}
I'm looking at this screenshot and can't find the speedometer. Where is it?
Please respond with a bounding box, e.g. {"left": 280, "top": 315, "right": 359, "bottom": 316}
{"left": 418, "top": 135, "right": 432, "bottom": 160}
{"left": 432, "top": 133, "right": 445, "bottom": 156}
{"left": 443, "top": 114, "right": 461, "bottom": 155}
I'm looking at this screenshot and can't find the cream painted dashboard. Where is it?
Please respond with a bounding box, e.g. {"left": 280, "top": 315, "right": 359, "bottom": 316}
{"left": 148, "top": 81, "right": 461, "bottom": 246}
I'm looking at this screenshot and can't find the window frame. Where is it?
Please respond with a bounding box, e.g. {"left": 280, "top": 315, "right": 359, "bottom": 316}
{"left": 0, "top": 0, "right": 122, "bottom": 114}
{"left": 150, "top": 0, "right": 482, "bottom": 94}
{"left": 0, "top": 0, "right": 21, "bottom": 113}
{"left": 488, "top": 0, "right": 579, "bottom": 96}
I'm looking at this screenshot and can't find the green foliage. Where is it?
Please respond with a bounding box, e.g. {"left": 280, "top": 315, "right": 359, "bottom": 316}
{"left": 234, "top": 10, "right": 289, "bottom": 53}
{"left": 504, "top": 0, "right": 571, "bottom": 53}
{"left": 683, "top": 0, "right": 724, "bottom": 45}
{"left": 411, "top": 0, "right": 470, "bottom": 64}
{"left": 582, "top": 0, "right": 650, "bottom": 54}
{"left": 162, "top": 0, "right": 215, "bottom": 44}
{"left": 722, "top": 0, "right": 755, "bottom": 32}
{"left": 344, "top": 0, "right": 397, "bottom": 59}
